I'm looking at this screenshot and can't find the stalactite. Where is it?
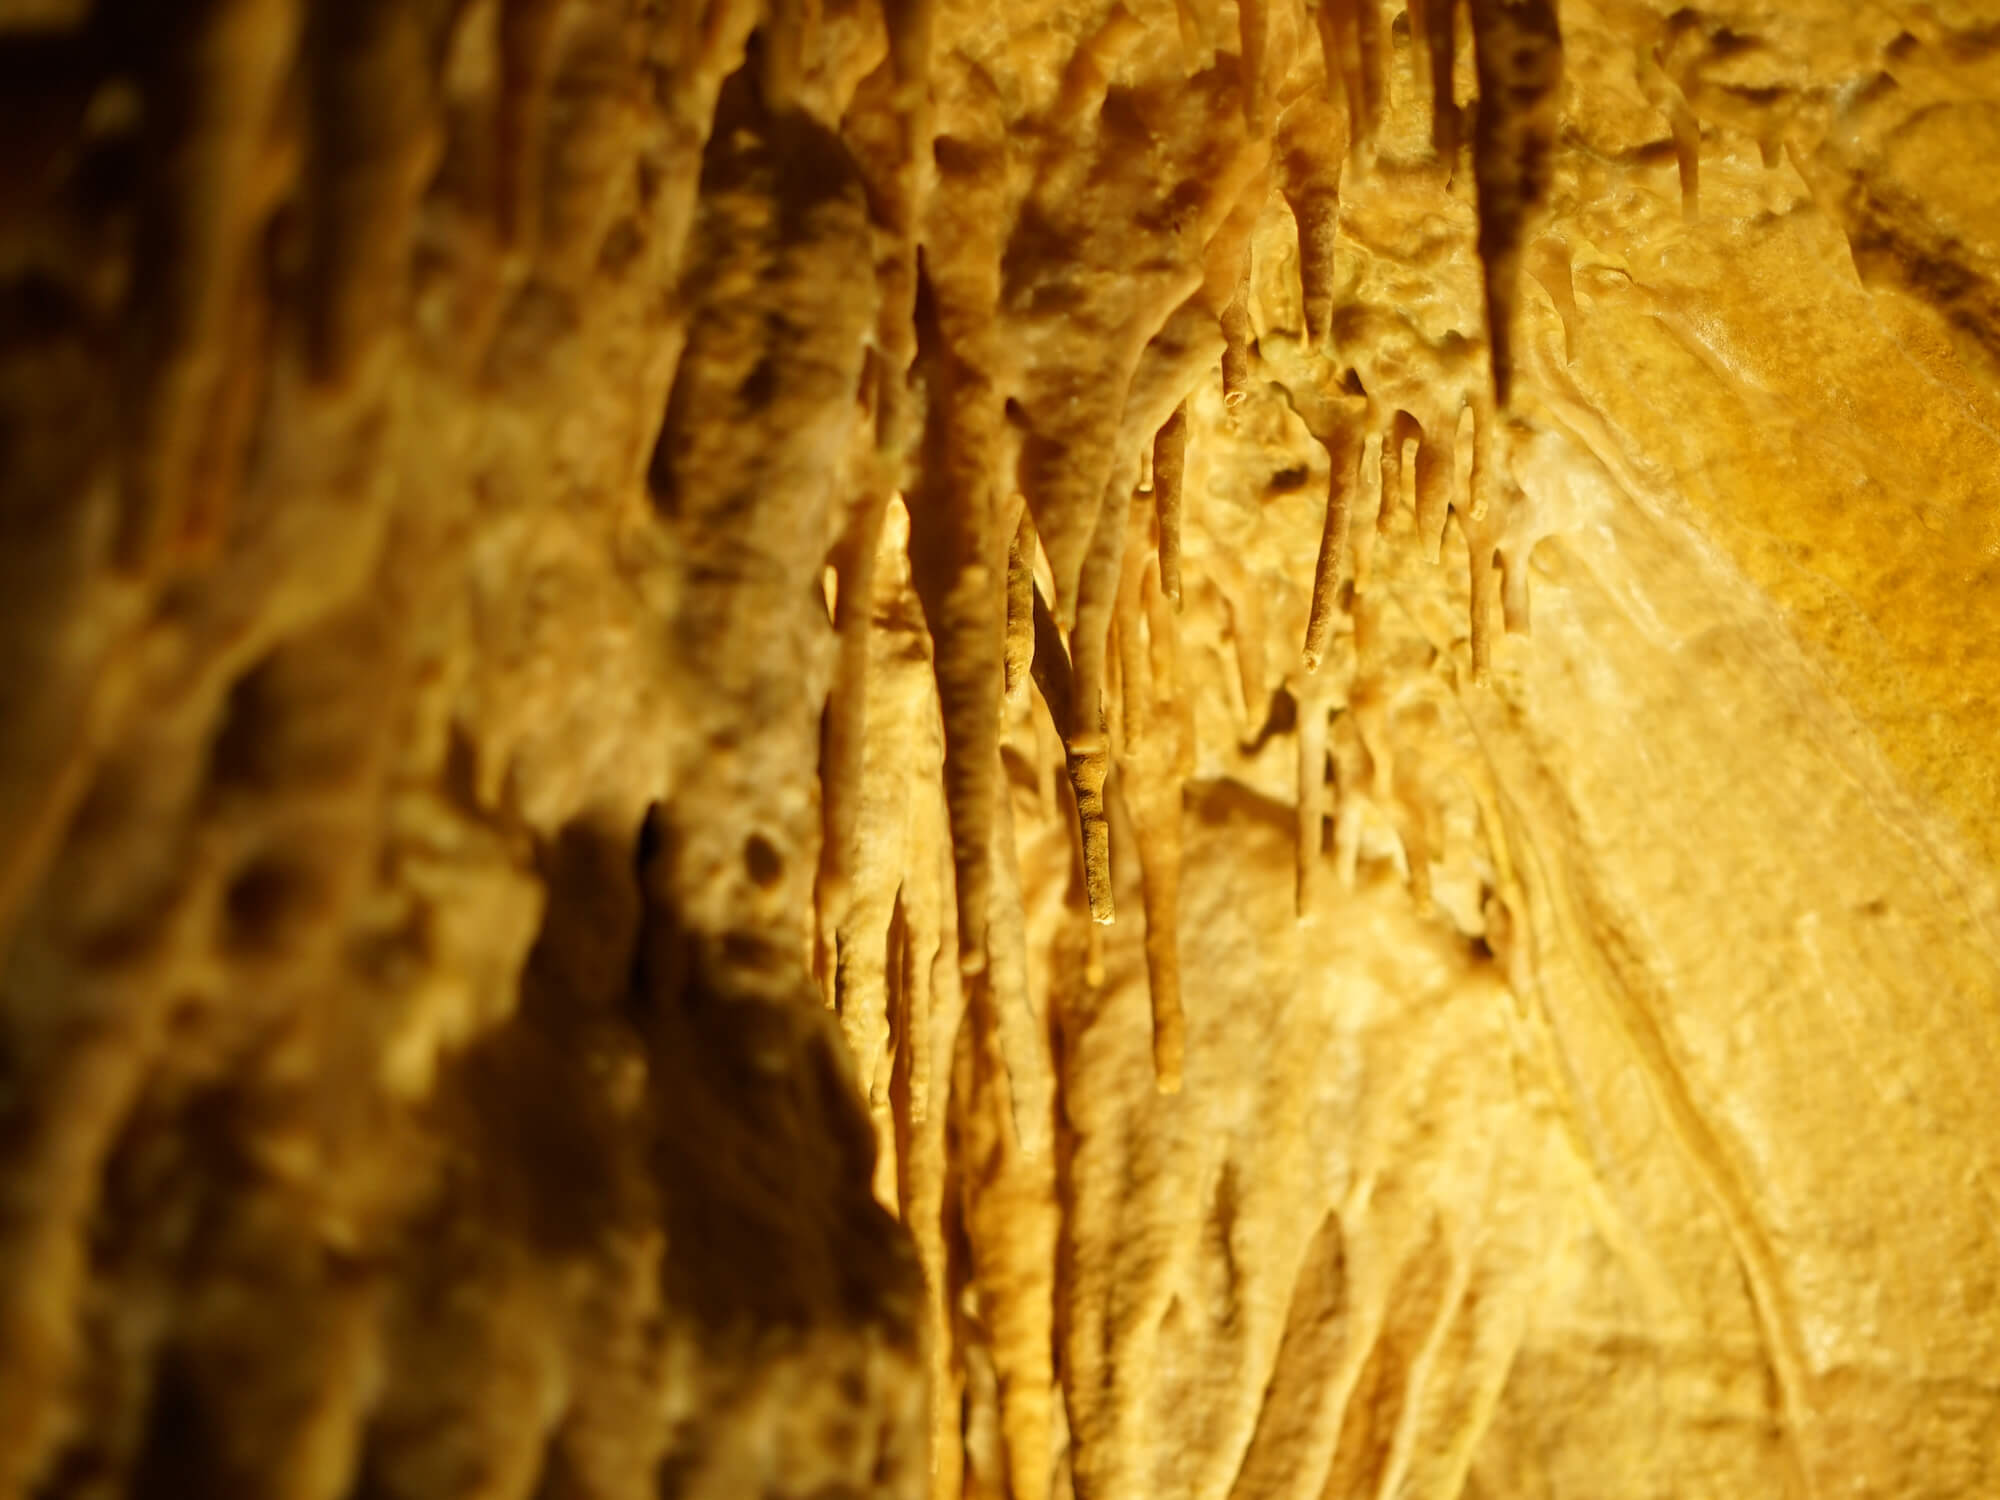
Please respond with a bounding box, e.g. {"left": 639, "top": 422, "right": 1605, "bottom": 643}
{"left": 870, "top": 914, "right": 904, "bottom": 1193}
{"left": 1312, "top": 1, "right": 1347, "bottom": 132}
{"left": 1039, "top": 295, "right": 1221, "bottom": 933}
{"left": 1318, "top": 0, "right": 1384, "bottom": 144}
{"left": 1275, "top": 365, "right": 1369, "bottom": 672}
{"left": 830, "top": 500, "right": 934, "bottom": 1156}
{"left": 830, "top": 0, "right": 942, "bottom": 1153}
{"left": 1380, "top": 409, "right": 1422, "bottom": 537}
{"left": 1199, "top": 142, "right": 1270, "bottom": 424}
{"left": 905, "top": 52, "right": 1013, "bottom": 980}
{"left": 1303, "top": 432, "right": 1360, "bottom": 672}
{"left": 908, "top": 267, "right": 1008, "bottom": 973}
{"left": 1670, "top": 95, "right": 1701, "bottom": 221}
{"left": 1351, "top": 431, "right": 1386, "bottom": 591}
{"left": 761, "top": 0, "right": 812, "bottom": 113}
{"left": 1470, "top": 536, "right": 1498, "bottom": 680}
{"left": 817, "top": 477, "right": 892, "bottom": 949}
{"left": 1468, "top": 0, "right": 1563, "bottom": 407}
{"left": 817, "top": 375, "right": 906, "bottom": 965}
{"left": 1359, "top": 0, "right": 1387, "bottom": 138}
{"left": 1279, "top": 94, "right": 1348, "bottom": 349}
{"left": 957, "top": 1031, "right": 1060, "bottom": 1500}
{"left": 1083, "top": 905, "right": 1107, "bottom": 986}
{"left": 1125, "top": 297, "right": 1224, "bottom": 617}
{"left": 1112, "top": 493, "right": 1190, "bottom": 1092}
{"left": 1029, "top": 579, "right": 1115, "bottom": 928}
{"left": 879, "top": 0, "right": 934, "bottom": 103}
{"left": 1467, "top": 394, "right": 1495, "bottom": 523}
{"left": 1152, "top": 404, "right": 1189, "bottom": 608}
{"left": 857, "top": 0, "right": 934, "bottom": 456}
{"left": 1221, "top": 258, "right": 1256, "bottom": 408}
{"left": 1071, "top": 741, "right": 1117, "bottom": 929}
{"left": 1461, "top": 400, "right": 1504, "bottom": 678}
{"left": 1413, "top": 417, "right": 1456, "bottom": 563}
{"left": 1007, "top": 0, "right": 1232, "bottom": 636}
{"left": 1064, "top": 473, "right": 1134, "bottom": 924}
{"left": 1239, "top": 0, "right": 1271, "bottom": 131}
{"left": 1140, "top": 570, "right": 1191, "bottom": 1082}
{"left": 1013, "top": 412, "right": 1125, "bottom": 639}
{"left": 1411, "top": 0, "right": 1460, "bottom": 164}
{"left": 904, "top": 817, "right": 946, "bottom": 1145}
{"left": 1296, "top": 676, "right": 1332, "bottom": 915}
{"left": 952, "top": 762, "right": 1060, "bottom": 1500}
{"left": 916, "top": 556, "right": 1005, "bottom": 974}
{"left": 986, "top": 769, "right": 1049, "bottom": 1157}
{"left": 1004, "top": 506, "right": 1037, "bottom": 705}
{"left": 887, "top": 768, "right": 962, "bottom": 1500}
{"left": 1459, "top": 512, "right": 1501, "bottom": 683}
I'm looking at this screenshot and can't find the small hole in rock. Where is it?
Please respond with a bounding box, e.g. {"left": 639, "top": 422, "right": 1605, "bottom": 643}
{"left": 224, "top": 856, "right": 316, "bottom": 953}
{"left": 210, "top": 656, "right": 280, "bottom": 792}
{"left": 745, "top": 833, "right": 784, "bottom": 890}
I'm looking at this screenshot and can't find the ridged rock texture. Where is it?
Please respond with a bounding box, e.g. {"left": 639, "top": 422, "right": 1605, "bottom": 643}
{"left": 3, "top": 0, "right": 1999, "bottom": 1497}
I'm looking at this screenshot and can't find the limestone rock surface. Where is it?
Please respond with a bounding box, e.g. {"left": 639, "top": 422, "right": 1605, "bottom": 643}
{"left": 1, "top": 0, "right": 1998, "bottom": 1498}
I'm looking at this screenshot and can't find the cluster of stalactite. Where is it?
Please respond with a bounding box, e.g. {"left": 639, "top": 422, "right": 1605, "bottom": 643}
{"left": 15, "top": 0, "right": 1990, "bottom": 1494}
{"left": 808, "top": 0, "right": 1564, "bottom": 1101}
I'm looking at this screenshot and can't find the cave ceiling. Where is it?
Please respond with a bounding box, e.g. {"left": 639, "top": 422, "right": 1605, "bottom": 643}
{"left": 2, "top": 0, "right": 1999, "bottom": 1497}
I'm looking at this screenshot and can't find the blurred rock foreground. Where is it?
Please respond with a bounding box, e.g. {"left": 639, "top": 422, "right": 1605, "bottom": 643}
{"left": 2, "top": 0, "right": 1999, "bottom": 1496}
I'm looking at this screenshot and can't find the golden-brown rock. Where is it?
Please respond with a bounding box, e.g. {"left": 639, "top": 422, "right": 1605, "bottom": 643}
{"left": 2, "top": 0, "right": 1998, "bottom": 1498}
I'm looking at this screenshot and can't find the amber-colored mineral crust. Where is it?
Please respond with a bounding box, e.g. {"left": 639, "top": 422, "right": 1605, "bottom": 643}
{"left": 2, "top": 0, "right": 1999, "bottom": 1497}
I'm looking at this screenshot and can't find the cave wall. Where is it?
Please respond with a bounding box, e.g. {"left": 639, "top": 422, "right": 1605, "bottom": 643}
{"left": 2, "top": 0, "right": 1998, "bottom": 1498}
